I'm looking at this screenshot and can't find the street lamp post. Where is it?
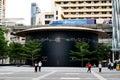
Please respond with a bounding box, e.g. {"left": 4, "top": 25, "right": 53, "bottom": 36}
{"left": 81, "top": 55, "right": 84, "bottom": 67}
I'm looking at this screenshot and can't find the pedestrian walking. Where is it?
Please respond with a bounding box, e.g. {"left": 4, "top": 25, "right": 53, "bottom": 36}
{"left": 93, "top": 64, "right": 96, "bottom": 67}
{"left": 108, "top": 62, "right": 111, "bottom": 69}
{"left": 110, "top": 62, "right": 114, "bottom": 70}
{"left": 87, "top": 62, "right": 91, "bottom": 72}
{"left": 114, "top": 61, "right": 117, "bottom": 69}
{"left": 98, "top": 62, "right": 102, "bottom": 72}
{"left": 34, "top": 61, "right": 38, "bottom": 72}
{"left": 38, "top": 61, "right": 42, "bottom": 72}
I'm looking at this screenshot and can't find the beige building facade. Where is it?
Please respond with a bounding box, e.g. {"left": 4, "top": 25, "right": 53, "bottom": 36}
{"left": 53, "top": 0, "right": 112, "bottom": 20}
{"left": 36, "top": 0, "right": 112, "bottom": 25}
{"left": 35, "top": 12, "right": 54, "bottom": 25}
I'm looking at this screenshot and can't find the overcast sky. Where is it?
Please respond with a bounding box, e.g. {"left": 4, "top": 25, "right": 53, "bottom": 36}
{"left": 6, "top": 0, "right": 52, "bottom": 25}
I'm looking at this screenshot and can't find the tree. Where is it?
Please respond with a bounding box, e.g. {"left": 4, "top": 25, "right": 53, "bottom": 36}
{"left": 24, "top": 40, "right": 42, "bottom": 66}
{"left": 8, "top": 42, "right": 26, "bottom": 65}
{"left": 96, "top": 43, "right": 111, "bottom": 61}
{"left": 70, "top": 42, "right": 112, "bottom": 67}
{"left": 0, "top": 28, "right": 8, "bottom": 64}
{"left": 70, "top": 42, "right": 92, "bottom": 66}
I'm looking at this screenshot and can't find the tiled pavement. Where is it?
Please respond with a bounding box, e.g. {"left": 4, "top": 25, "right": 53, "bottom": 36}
{"left": 0, "top": 66, "right": 120, "bottom": 80}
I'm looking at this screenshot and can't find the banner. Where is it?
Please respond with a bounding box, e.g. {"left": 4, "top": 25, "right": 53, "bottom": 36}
{"left": 87, "top": 19, "right": 95, "bottom": 24}
{"left": 63, "top": 19, "right": 87, "bottom": 24}
{"left": 50, "top": 19, "right": 111, "bottom": 25}
{"left": 96, "top": 19, "right": 112, "bottom": 24}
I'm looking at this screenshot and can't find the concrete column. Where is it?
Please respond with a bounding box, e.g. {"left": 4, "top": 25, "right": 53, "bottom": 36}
{"left": 112, "top": 51, "right": 115, "bottom": 62}
{"left": 119, "top": 51, "right": 120, "bottom": 60}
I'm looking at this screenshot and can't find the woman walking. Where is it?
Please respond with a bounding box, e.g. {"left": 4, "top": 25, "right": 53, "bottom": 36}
{"left": 87, "top": 62, "right": 91, "bottom": 72}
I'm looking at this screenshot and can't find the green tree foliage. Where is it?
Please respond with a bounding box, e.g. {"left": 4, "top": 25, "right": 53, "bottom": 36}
{"left": 0, "top": 28, "right": 8, "bottom": 64}
{"left": 70, "top": 42, "right": 91, "bottom": 62}
{"left": 70, "top": 42, "right": 111, "bottom": 66}
{"left": 24, "top": 40, "right": 42, "bottom": 66}
{"left": 8, "top": 42, "right": 26, "bottom": 65}
{"left": 96, "top": 43, "right": 111, "bottom": 61}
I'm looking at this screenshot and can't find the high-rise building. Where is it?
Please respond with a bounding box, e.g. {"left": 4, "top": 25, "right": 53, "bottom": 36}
{"left": 31, "top": 3, "right": 40, "bottom": 25}
{"left": 0, "top": 0, "right": 5, "bottom": 25}
{"left": 112, "top": 0, "right": 120, "bottom": 62}
{"left": 53, "top": 0, "right": 112, "bottom": 20}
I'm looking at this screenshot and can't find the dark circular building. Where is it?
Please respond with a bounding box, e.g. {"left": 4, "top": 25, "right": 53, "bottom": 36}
{"left": 16, "top": 26, "right": 105, "bottom": 67}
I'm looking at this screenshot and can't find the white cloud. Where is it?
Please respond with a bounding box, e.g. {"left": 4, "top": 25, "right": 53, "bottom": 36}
{"left": 6, "top": 0, "right": 52, "bottom": 25}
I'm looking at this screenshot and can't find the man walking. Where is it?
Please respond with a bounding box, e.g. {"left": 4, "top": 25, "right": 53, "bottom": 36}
{"left": 34, "top": 61, "right": 38, "bottom": 72}
{"left": 98, "top": 62, "right": 102, "bottom": 72}
{"left": 38, "top": 61, "right": 42, "bottom": 72}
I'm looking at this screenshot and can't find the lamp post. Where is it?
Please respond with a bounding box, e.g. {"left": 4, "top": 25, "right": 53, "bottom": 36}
{"left": 81, "top": 55, "right": 84, "bottom": 67}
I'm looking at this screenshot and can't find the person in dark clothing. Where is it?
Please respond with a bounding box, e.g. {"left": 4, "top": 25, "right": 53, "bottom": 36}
{"left": 34, "top": 61, "right": 38, "bottom": 72}
{"left": 114, "top": 62, "right": 117, "bottom": 69}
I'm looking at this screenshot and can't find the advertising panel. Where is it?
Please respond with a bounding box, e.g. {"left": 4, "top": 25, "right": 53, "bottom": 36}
{"left": 50, "top": 21, "right": 63, "bottom": 25}
{"left": 96, "top": 19, "right": 112, "bottom": 24}
{"left": 50, "top": 19, "right": 111, "bottom": 25}
{"left": 87, "top": 19, "right": 95, "bottom": 24}
{"left": 63, "top": 19, "right": 87, "bottom": 24}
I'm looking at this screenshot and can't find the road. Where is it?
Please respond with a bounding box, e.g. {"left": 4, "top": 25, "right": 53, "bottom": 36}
{"left": 0, "top": 66, "right": 120, "bottom": 80}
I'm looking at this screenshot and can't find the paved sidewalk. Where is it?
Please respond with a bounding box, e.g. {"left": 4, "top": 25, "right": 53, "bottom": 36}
{"left": 0, "top": 66, "right": 120, "bottom": 80}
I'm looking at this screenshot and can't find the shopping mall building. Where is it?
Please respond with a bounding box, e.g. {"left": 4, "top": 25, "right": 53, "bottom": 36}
{"left": 16, "top": 26, "right": 104, "bottom": 66}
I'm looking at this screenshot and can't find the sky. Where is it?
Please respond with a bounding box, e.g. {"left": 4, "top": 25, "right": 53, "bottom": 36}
{"left": 6, "top": 0, "right": 52, "bottom": 25}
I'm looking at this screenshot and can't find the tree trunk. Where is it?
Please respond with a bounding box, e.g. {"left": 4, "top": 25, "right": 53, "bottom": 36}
{"left": 2, "top": 58, "right": 4, "bottom": 64}
{"left": 32, "top": 56, "right": 34, "bottom": 66}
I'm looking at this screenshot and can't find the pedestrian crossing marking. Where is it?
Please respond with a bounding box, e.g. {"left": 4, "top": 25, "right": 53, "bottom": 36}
{"left": 0, "top": 72, "right": 14, "bottom": 74}
{"left": 65, "top": 73, "right": 80, "bottom": 75}
{"left": 61, "top": 77, "right": 80, "bottom": 79}
{"left": 32, "top": 71, "right": 56, "bottom": 80}
{"left": 92, "top": 71, "right": 107, "bottom": 80}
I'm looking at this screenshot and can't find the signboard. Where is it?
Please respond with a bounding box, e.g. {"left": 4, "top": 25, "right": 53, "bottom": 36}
{"left": 96, "top": 19, "right": 112, "bottom": 24}
{"left": 63, "top": 19, "right": 87, "bottom": 24}
{"left": 87, "top": 19, "right": 95, "bottom": 24}
{"left": 50, "top": 19, "right": 112, "bottom": 25}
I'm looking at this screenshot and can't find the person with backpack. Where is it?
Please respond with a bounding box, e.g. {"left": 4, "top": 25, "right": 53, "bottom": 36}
{"left": 87, "top": 62, "right": 92, "bottom": 72}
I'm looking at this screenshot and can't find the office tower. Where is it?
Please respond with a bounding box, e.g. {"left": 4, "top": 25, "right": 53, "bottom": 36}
{"left": 53, "top": 0, "right": 112, "bottom": 20}
{"left": 0, "top": 0, "right": 5, "bottom": 25}
{"left": 112, "top": 0, "right": 120, "bottom": 61}
{"left": 31, "top": 3, "right": 40, "bottom": 25}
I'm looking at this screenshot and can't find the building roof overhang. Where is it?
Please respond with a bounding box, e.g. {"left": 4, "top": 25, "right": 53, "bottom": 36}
{"left": 15, "top": 26, "right": 107, "bottom": 37}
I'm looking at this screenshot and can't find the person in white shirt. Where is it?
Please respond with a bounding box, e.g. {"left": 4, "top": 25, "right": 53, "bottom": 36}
{"left": 38, "top": 61, "right": 42, "bottom": 72}
{"left": 110, "top": 62, "right": 114, "bottom": 70}
{"left": 34, "top": 61, "right": 38, "bottom": 72}
{"left": 98, "top": 62, "right": 102, "bottom": 72}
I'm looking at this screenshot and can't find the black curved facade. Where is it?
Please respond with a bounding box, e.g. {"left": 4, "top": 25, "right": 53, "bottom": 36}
{"left": 26, "top": 31, "right": 98, "bottom": 67}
